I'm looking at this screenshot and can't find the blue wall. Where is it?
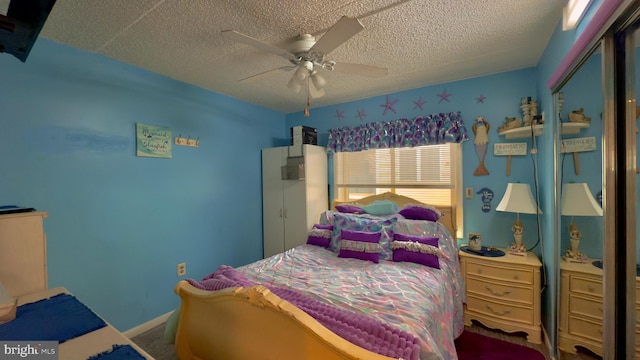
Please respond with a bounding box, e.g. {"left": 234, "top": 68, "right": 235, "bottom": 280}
{"left": 286, "top": 69, "right": 541, "bottom": 249}
{"left": 0, "top": 39, "right": 285, "bottom": 331}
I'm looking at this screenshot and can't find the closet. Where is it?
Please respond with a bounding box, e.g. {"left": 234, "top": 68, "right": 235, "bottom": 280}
{"left": 262, "top": 144, "right": 328, "bottom": 258}
{"left": 550, "top": 0, "right": 640, "bottom": 357}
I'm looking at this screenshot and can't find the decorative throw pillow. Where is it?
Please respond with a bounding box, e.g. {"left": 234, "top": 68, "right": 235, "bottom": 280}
{"left": 335, "top": 204, "right": 364, "bottom": 214}
{"left": 329, "top": 213, "right": 397, "bottom": 261}
{"left": 398, "top": 203, "right": 444, "bottom": 222}
{"left": 338, "top": 229, "right": 382, "bottom": 263}
{"left": 361, "top": 200, "right": 399, "bottom": 216}
{"left": 391, "top": 233, "right": 441, "bottom": 269}
{"left": 306, "top": 224, "right": 334, "bottom": 247}
{"left": 312, "top": 223, "right": 334, "bottom": 230}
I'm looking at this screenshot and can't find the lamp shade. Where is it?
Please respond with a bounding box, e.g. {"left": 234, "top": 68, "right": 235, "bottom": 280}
{"left": 561, "top": 183, "right": 603, "bottom": 216}
{"left": 496, "top": 183, "right": 541, "bottom": 214}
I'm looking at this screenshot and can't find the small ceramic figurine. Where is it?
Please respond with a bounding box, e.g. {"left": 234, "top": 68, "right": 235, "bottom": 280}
{"left": 564, "top": 223, "right": 586, "bottom": 262}
{"left": 568, "top": 108, "right": 591, "bottom": 123}
{"left": 497, "top": 117, "right": 522, "bottom": 132}
{"left": 510, "top": 220, "right": 526, "bottom": 254}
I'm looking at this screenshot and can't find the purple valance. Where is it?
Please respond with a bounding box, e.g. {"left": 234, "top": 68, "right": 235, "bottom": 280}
{"left": 327, "top": 112, "right": 469, "bottom": 153}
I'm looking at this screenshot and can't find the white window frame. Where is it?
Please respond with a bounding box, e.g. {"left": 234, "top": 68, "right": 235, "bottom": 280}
{"left": 333, "top": 143, "right": 463, "bottom": 238}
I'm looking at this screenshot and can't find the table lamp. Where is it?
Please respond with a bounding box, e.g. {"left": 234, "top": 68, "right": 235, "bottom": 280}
{"left": 561, "top": 183, "right": 603, "bottom": 262}
{"left": 496, "top": 183, "right": 541, "bottom": 255}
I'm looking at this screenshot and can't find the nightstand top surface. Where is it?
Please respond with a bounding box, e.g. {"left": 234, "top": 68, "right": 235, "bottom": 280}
{"left": 459, "top": 247, "right": 541, "bottom": 267}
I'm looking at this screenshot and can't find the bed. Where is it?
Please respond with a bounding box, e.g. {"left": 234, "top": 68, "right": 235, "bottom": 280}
{"left": 173, "top": 193, "right": 464, "bottom": 360}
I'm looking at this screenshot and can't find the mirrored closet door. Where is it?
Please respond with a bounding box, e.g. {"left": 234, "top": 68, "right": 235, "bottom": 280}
{"left": 554, "top": 40, "right": 606, "bottom": 360}
{"left": 621, "top": 15, "right": 640, "bottom": 358}
{"left": 633, "top": 23, "right": 640, "bottom": 359}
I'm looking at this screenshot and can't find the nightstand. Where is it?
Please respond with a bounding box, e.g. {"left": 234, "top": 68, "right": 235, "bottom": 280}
{"left": 459, "top": 248, "right": 542, "bottom": 343}
{"left": 557, "top": 260, "right": 619, "bottom": 357}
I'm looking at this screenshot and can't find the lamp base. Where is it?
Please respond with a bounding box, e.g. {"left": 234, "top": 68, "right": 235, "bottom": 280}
{"left": 563, "top": 248, "right": 587, "bottom": 263}
{"left": 509, "top": 242, "right": 526, "bottom": 256}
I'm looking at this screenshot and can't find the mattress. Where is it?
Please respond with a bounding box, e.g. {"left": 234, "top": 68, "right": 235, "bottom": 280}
{"left": 238, "top": 239, "right": 464, "bottom": 360}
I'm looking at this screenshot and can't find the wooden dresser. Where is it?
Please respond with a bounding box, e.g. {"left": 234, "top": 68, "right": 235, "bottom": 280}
{"left": 0, "top": 210, "right": 155, "bottom": 359}
{"left": 558, "top": 260, "right": 640, "bottom": 357}
{"left": 459, "top": 249, "right": 542, "bottom": 343}
{"left": 0, "top": 211, "right": 48, "bottom": 298}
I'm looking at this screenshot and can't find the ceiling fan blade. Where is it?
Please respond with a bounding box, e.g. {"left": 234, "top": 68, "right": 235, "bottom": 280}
{"left": 332, "top": 62, "right": 388, "bottom": 78}
{"left": 309, "top": 16, "right": 363, "bottom": 55}
{"left": 309, "top": 80, "right": 326, "bottom": 99}
{"left": 238, "top": 66, "right": 296, "bottom": 83}
{"left": 222, "top": 30, "right": 296, "bottom": 61}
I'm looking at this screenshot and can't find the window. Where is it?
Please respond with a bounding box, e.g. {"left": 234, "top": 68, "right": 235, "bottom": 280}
{"left": 333, "top": 143, "right": 463, "bottom": 238}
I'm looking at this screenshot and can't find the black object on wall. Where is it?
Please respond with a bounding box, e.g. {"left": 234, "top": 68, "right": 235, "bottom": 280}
{"left": 0, "top": 0, "right": 57, "bottom": 62}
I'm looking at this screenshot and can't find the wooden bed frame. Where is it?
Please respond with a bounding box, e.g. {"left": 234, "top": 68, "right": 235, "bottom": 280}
{"left": 173, "top": 192, "right": 454, "bottom": 360}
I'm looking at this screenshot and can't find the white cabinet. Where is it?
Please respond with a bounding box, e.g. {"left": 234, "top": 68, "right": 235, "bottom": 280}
{"left": 262, "top": 145, "right": 328, "bottom": 258}
{"left": 0, "top": 211, "right": 48, "bottom": 298}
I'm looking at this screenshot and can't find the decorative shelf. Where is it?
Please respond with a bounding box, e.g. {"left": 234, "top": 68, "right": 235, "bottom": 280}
{"left": 561, "top": 122, "right": 590, "bottom": 135}
{"left": 499, "top": 124, "right": 543, "bottom": 139}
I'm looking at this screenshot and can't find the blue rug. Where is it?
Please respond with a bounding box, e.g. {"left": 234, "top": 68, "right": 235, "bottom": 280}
{"left": 0, "top": 293, "right": 106, "bottom": 343}
{"left": 88, "top": 344, "right": 146, "bottom": 360}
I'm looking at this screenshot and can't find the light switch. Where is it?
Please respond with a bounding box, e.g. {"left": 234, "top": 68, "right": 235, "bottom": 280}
{"left": 465, "top": 187, "right": 473, "bottom": 199}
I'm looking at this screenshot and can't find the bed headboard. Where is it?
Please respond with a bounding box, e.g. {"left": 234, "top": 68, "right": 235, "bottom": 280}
{"left": 331, "top": 192, "right": 456, "bottom": 237}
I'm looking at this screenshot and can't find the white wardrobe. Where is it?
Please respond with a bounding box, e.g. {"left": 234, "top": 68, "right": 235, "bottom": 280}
{"left": 262, "top": 144, "right": 328, "bottom": 258}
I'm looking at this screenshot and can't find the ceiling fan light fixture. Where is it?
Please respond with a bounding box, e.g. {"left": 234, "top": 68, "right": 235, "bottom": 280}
{"left": 294, "top": 61, "right": 313, "bottom": 83}
{"left": 294, "top": 67, "right": 308, "bottom": 82}
{"left": 311, "top": 72, "right": 327, "bottom": 90}
{"left": 287, "top": 77, "right": 302, "bottom": 93}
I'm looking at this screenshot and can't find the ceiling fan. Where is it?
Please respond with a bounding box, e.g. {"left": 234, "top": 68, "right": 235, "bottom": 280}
{"left": 222, "top": 16, "right": 388, "bottom": 115}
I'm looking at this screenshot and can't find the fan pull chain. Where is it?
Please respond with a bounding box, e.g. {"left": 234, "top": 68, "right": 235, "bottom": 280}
{"left": 304, "top": 75, "right": 310, "bottom": 117}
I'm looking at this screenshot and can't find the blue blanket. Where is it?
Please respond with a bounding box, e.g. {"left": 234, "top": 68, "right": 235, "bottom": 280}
{"left": 0, "top": 293, "right": 106, "bottom": 343}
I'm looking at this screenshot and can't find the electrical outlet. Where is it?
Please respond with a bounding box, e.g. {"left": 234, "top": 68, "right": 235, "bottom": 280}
{"left": 177, "top": 262, "right": 186, "bottom": 277}
{"left": 465, "top": 187, "right": 474, "bottom": 199}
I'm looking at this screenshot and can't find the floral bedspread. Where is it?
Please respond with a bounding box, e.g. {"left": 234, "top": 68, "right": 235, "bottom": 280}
{"left": 238, "top": 228, "right": 465, "bottom": 360}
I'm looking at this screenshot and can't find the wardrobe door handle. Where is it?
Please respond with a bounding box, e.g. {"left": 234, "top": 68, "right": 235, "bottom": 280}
{"left": 279, "top": 209, "right": 283, "bottom": 218}
{"left": 283, "top": 209, "right": 287, "bottom": 218}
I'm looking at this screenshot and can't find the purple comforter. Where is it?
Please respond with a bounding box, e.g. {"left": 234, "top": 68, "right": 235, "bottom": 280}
{"left": 187, "top": 265, "right": 421, "bottom": 360}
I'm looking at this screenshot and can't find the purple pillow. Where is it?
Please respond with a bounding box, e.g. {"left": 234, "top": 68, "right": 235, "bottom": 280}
{"left": 313, "top": 223, "right": 334, "bottom": 230}
{"left": 335, "top": 204, "right": 364, "bottom": 214}
{"left": 391, "top": 233, "right": 441, "bottom": 269}
{"left": 338, "top": 229, "right": 382, "bottom": 263}
{"left": 398, "top": 204, "right": 444, "bottom": 222}
{"left": 306, "top": 224, "right": 334, "bottom": 247}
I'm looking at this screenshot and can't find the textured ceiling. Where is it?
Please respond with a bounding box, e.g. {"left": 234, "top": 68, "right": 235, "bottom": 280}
{"left": 1, "top": 0, "right": 565, "bottom": 114}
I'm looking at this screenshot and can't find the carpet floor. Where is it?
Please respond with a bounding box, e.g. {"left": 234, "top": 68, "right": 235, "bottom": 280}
{"left": 455, "top": 329, "right": 545, "bottom": 360}
{"left": 131, "top": 323, "right": 555, "bottom": 359}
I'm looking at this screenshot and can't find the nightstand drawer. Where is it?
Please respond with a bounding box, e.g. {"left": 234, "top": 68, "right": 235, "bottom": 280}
{"left": 567, "top": 316, "right": 602, "bottom": 343}
{"left": 568, "top": 294, "right": 602, "bottom": 320}
{"left": 466, "top": 295, "right": 534, "bottom": 325}
{"left": 466, "top": 277, "right": 533, "bottom": 305}
{"left": 466, "top": 260, "right": 533, "bottom": 285}
{"left": 569, "top": 276, "right": 602, "bottom": 297}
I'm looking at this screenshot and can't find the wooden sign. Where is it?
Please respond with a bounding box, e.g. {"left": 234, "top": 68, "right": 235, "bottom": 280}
{"left": 561, "top": 137, "right": 597, "bottom": 153}
{"left": 494, "top": 143, "right": 527, "bottom": 176}
{"left": 561, "top": 136, "right": 597, "bottom": 175}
